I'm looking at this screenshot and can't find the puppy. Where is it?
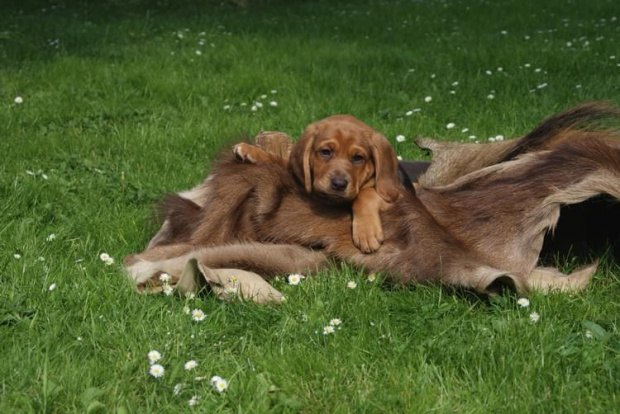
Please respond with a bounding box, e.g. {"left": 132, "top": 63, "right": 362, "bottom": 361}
{"left": 233, "top": 115, "right": 401, "bottom": 253}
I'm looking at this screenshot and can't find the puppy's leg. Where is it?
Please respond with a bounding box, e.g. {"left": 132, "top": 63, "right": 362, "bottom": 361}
{"left": 352, "top": 188, "right": 388, "bottom": 253}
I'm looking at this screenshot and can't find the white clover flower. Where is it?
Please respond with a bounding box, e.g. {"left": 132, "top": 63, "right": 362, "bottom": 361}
{"left": 159, "top": 273, "right": 172, "bottom": 283}
{"left": 269, "top": 101, "right": 278, "bottom": 107}
{"left": 148, "top": 350, "right": 162, "bottom": 364}
{"left": 287, "top": 273, "right": 304, "bottom": 285}
{"left": 13, "top": 253, "right": 21, "bottom": 259}
{"left": 529, "top": 312, "right": 540, "bottom": 323}
{"left": 446, "top": 123, "right": 455, "bottom": 129}
{"left": 162, "top": 284, "right": 174, "bottom": 296}
{"left": 367, "top": 273, "right": 377, "bottom": 282}
{"left": 346, "top": 281, "right": 357, "bottom": 289}
{"left": 192, "top": 309, "right": 206, "bottom": 322}
{"left": 585, "top": 330, "right": 593, "bottom": 339}
{"left": 149, "top": 364, "right": 165, "bottom": 378}
{"left": 214, "top": 378, "right": 228, "bottom": 392}
{"left": 323, "top": 325, "right": 335, "bottom": 335}
{"left": 517, "top": 298, "right": 530, "bottom": 308}
{"left": 14, "top": 96, "right": 23, "bottom": 104}
{"left": 424, "top": 96, "right": 432, "bottom": 103}
{"left": 329, "top": 318, "right": 342, "bottom": 326}
{"left": 99, "top": 253, "right": 110, "bottom": 262}
{"left": 48, "top": 283, "right": 57, "bottom": 291}
{"left": 46, "top": 234, "right": 57, "bottom": 242}
{"left": 396, "top": 135, "right": 406, "bottom": 142}
{"left": 185, "top": 360, "right": 198, "bottom": 371}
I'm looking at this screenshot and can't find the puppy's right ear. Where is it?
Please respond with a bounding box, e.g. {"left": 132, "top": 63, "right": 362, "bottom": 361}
{"left": 289, "top": 123, "right": 318, "bottom": 193}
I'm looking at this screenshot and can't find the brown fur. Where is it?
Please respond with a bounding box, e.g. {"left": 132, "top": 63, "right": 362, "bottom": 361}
{"left": 126, "top": 104, "right": 620, "bottom": 295}
{"left": 234, "top": 115, "right": 401, "bottom": 253}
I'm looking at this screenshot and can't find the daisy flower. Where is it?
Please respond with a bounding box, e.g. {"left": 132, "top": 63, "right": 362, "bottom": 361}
{"left": 424, "top": 96, "right": 432, "bottom": 103}
{"left": 48, "top": 283, "right": 57, "bottom": 291}
{"left": 14, "top": 96, "right": 23, "bottom": 104}
{"left": 159, "top": 273, "right": 172, "bottom": 283}
{"left": 346, "top": 281, "right": 357, "bottom": 289}
{"left": 13, "top": 253, "right": 21, "bottom": 259}
{"left": 517, "top": 298, "right": 530, "bottom": 308}
{"left": 185, "top": 360, "right": 198, "bottom": 371}
{"left": 214, "top": 378, "right": 228, "bottom": 392}
{"left": 529, "top": 312, "right": 540, "bottom": 323}
{"left": 396, "top": 135, "right": 406, "bottom": 142}
{"left": 446, "top": 123, "right": 455, "bottom": 129}
{"left": 323, "top": 325, "right": 336, "bottom": 335}
{"left": 367, "top": 273, "right": 376, "bottom": 282}
{"left": 99, "top": 253, "right": 110, "bottom": 262}
{"left": 189, "top": 396, "right": 199, "bottom": 406}
{"left": 269, "top": 101, "right": 278, "bottom": 107}
{"left": 287, "top": 273, "right": 304, "bottom": 285}
{"left": 149, "top": 364, "right": 165, "bottom": 378}
{"left": 192, "top": 309, "right": 206, "bottom": 322}
{"left": 148, "top": 350, "right": 162, "bottom": 364}
{"left": 329, "top": 318, "right": 342, "bottom": 326}
{"left": 162, "top": 284, "right": 174, "bottom": 296}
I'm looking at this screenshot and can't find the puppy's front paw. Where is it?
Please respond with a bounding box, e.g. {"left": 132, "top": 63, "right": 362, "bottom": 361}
{"left": 233, "top": 143, "right": 257, "bottom": 164}
{"left": 352, "top": 221, "right": 384, "bottom": 254}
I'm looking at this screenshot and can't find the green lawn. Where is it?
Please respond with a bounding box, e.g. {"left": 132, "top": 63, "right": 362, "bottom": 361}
{"left": 1, "top": 0, "right": 619, "bottom": 412}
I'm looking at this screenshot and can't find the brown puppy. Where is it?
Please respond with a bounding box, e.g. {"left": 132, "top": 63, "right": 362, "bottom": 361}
{"left": 233, "top": 115, "right": 401, "bottom": 253}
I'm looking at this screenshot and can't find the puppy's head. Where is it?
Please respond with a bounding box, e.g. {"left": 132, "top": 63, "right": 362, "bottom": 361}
{"left": 289, "top": 115, "right": 400, "bottom": 203}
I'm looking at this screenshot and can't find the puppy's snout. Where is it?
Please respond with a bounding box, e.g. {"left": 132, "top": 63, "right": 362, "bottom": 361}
{"left": 330, "top": 176, "right": 349, "bottom": 191}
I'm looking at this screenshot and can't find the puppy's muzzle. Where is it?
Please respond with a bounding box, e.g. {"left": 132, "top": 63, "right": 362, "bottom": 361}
{"left": 330, "top": 176, "right": 349, "bottom": 192}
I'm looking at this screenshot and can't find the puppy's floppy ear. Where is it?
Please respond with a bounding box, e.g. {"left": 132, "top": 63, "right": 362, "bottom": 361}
{"left": 370, "top": 133, "right": 401, "bottom": 202}
{"left": 289, "top": 123, "right": 318, "bottom": 193}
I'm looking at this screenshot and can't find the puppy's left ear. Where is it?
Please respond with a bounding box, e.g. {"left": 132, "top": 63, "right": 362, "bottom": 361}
{"left": 370, "top": 133, "right": 401, "bottom": 203}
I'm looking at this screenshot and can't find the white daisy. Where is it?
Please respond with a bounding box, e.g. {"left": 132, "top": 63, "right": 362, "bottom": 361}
{"left": 517, "top": 298, "right": 530, "bottom": 308}
{"left": 210, "top": 375, "right": 222, "bottom": 385}
{"left": 13, "top": 253, "right": 21, "bottom": 259}
{"left": 270, "top": 89, "right": 277, "bottom": 94}
{"left": 185, "top": 360, "right": 198, "bottom": 371}
{"left": 223, "top": 105, "right": 231, "bottom": 110}
{"left": 159, "top": 273, "right": 172, "bottom": 283}
{"left": 214, "top": 378, "right": 228, "bottom": 392}
{"left": 396, "top": 135, "right": 406, "bottom": 142}
{"left": 323, "top": 325, "right": 335, "bottom": 335}
{"left": 149, "top": 364, "right": 165, "bottom": 378}
{"left": 148, "top": 350, "right": 162, "bottom": 364}
{"left": 529, "top": 312, "right": 540, "bottom": 323}
{"left": 424, "top": 96, "right": 432, "bottom": 103}
{"left": 104, "top": 257, "right": 115, "bottom": 266}
{"left": 195, "top": 50, "right": 202, "bottom": 55}
{"left": 269, "top": 101, "right": 278, "bottom": 107}
{"left": 446, "top": 123, "right": 455, "bottom": 129}
{"left": 192, "top": 309, "right": 206, "bottom": 322}
{"left": 99, "top": 253, "right": 110, "bottom": 262}
{"left": 162, "top": 284, "right": 174, "bottom": 296}
{"left": 287, "top": 273, "right": 304, "bottom": 285}
{"left": 48, "top": 283, "right": 57, "bottom": 291}
{"left": 14, "top": 96, "right": 23, "bottom": 104}
{"left": 329, "top": 318, "right": 342, "bottom": 326}
{"left": 487, "top": 94, "right": 495, "bottom": 99}
{"left": 346, "top": 281, "right": 357, "bottom": 289}
{"left": 367, "top": 273, "right": 377, "bottom": 282}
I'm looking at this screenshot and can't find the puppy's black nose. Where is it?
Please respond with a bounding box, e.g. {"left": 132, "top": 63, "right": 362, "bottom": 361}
{"left": 330, "top": 177, "right": 348, "bottom": 191}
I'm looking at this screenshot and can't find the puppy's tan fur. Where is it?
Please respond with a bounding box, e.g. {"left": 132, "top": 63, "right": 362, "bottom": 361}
{"left": 234, "top": 115, "right": 400, "bottom": 252}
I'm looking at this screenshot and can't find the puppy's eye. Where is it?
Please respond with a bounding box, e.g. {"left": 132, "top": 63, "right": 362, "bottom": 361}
{"left": 351, "top": 154, "right": 365, "bottom": 164}
{"left": 319, "top": 148, "right": 333, "bottom": 159}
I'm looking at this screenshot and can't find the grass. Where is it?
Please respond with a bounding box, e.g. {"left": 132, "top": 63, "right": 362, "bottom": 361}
{"left": 1, "top": 0, "right": 619, "bottom": 412}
